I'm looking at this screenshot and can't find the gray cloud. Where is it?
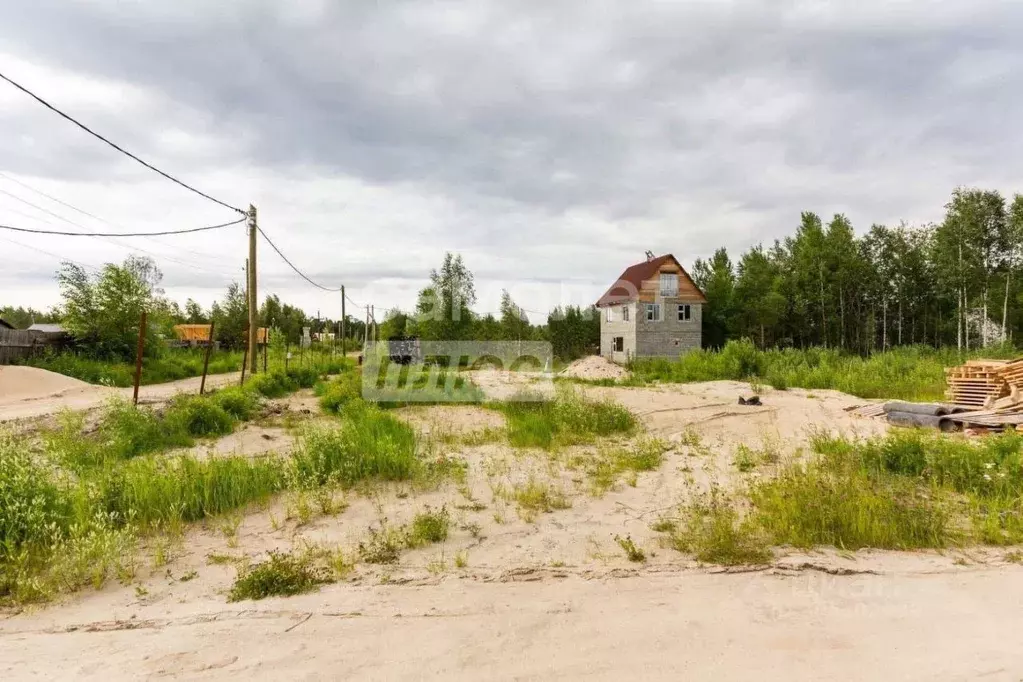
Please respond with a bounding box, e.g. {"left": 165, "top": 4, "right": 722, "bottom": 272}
{"left": 2, "top": 1, "right": 1023, "bottom": 316}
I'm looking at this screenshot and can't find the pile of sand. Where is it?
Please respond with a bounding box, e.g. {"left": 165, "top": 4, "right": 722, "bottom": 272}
{"left": 560, "top": 355, "right": 630, "bottom": 381}
{"left": 0, "top": 365, "right": 91, "bottom": 402}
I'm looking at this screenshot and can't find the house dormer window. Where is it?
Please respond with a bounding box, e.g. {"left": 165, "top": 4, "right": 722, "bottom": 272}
{"left": 659, "top": 272, "right": 678, "bottom": 296}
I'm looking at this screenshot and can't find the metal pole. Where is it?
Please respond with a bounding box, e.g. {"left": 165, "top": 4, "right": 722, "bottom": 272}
{"left": 132, "top": 310, "right": 147, "bottom": 406}
{"left": 200, "top": 319, "right": 216, "bottom": 395}
{"left": 247, "top": 204, "right": 258, "bottom": 375}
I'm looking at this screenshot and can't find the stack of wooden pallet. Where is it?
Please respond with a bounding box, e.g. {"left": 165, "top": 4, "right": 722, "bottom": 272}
{"left": 944, "top": 359, "right": 1010, "bottom": 408}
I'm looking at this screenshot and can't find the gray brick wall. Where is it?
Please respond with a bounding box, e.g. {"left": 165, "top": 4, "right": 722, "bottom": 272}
{"left": 634, "top": 300, "right": 702, "bottom": 358}
{"left": 599, "top": 303, "right": 637, "bottom": 362}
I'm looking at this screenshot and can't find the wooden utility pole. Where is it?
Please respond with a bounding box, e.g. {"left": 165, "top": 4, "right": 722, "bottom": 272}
{"left": 247, "top": 204, "right": 258, "bottom": 375}
{"left": 371, "top": 304, "right": 376, "bottom": 344}
{"left": 341, "top": 286, "right": 346, "bottom": 357}
{"left": 199, "top": 319, "right": 216, "bottom": 395}
{"left": 132, "top": 310, "right": 147, "bottom": 406}
{"left": 363, "top": 306, "right": 369, "bottom": 350}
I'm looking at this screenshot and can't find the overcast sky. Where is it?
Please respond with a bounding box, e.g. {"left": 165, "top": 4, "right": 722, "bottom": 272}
{"left": 2, "top": 1, "right": 1022, "bottom": 323}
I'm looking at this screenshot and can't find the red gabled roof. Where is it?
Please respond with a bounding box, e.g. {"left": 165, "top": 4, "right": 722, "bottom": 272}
{"left": 595, "top": 253, "right": 707, "bottom": 307}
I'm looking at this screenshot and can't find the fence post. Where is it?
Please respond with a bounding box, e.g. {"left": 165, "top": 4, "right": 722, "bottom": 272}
{"left": 263, "top": 329, "right": 269, "bottom": 373}
{"left": 200, "top": 320, "right": 216, "bottom": 395}
{"left": 132, "top": 311, "right": 147, "bottom": 406}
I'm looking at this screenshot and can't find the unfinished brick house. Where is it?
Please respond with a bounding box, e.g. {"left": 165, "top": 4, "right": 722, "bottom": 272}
{"left": 595, "top": 253, "right": 706, "bottom": 362}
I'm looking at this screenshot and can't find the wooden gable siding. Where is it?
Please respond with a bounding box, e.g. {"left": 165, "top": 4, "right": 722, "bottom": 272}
{"left": 637, "top": 259, "right": 704, "bottom": 303}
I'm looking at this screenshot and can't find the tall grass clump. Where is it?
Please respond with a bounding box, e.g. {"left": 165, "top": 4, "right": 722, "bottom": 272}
{"left": 0, "top": 432, "right": 69, "bottom": 563}
{"left": 666, "top": 488, "right": 772, "bottom": 565}
{"left": 164, "top": 395, "right": 236, "bottom": 438}
{"left": 292, "top": 400, "right": 419, "bottom": 487}
{"left": 750, "top": 456, "right": 952, "bottom": 550}
{"left": 499, "top": 388, "right": 636, "bottom": 449}
{"left": 629, "top": 340, "right": 1019, "bottom": 401}
{"left": 90, "top": 454, "right": 287, "bottom": 528}
{"left": 316, "top": 372, "right": 363, "bottom": 414}
{"left": 208, "top": 386, "right": 261, "bottom": 421}
{"left": 814, "top": 429, "right": 1023, "bottom": 544}
{"left": 98, "top": 399, "right": 193, "bottom": 461}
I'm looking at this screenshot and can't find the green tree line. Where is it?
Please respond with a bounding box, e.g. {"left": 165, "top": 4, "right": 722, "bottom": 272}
{"left": 692, "top": 188, "right": 1023, "bottom": 352}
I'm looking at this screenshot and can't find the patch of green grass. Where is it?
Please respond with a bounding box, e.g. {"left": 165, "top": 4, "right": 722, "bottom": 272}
{"left": 208, "top": 386, "right": 261, "bottom": 421}
{"left": 498, "top": 388, "right": 636, "bottom": 449}
{"left": 584, "top": 439, "right": 668, "bottom": 495}
{"left": 357, "top": 508, "right": 452, "bottom": 564}
{"left": 22, "top": 349, "right": 245, "bottom": 387}
{"left": 407, "top": 506, "right": 450, "bottom": 547}
{"left": 92, "top": 453, "right": 288, "bottom": 529}
{"left": 228, "top": 550, "right": 331, "bottom": 601}
{"left": 665, "top": 489, "right": 772, "bottom": 566}
{"left": 368, "top": 366, "right": 487, "bottom": 407}
{"left": 628, "top": 340, "right": 1021, "bottom": 402}
{"left": 316, "top": 372, "right": 362, "bottom": 414}
{"left": 751, "top": 457, "right": 952, "bottom": 550}
{"left": 292, "top": 400, "right": 419, "bottom": 488}
{"left": 733, "top": 445, "right": 758, "bottom": 472}
{"left": 165, "top": 395, "right": 236, "bottom": 438}
{"left": 615, "top": 534, "right": 646, "bottom": 562}
{"left": 510, "top": 479, "right": 571, "bottom": 521}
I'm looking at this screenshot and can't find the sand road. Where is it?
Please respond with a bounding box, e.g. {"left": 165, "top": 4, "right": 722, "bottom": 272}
{"left": 0, "top": 366, "right": 242, "bottom": 422}
{"left": 3, "top": 566, "right": 1022, "bottom": 681}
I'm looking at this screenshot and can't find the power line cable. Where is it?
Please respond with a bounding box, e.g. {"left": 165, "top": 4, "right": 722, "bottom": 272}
{"left": 0, "top": 70, "right": 245, "bottom": 215}
{"left": 256, "top": 226, "right": 343, "bottom": 292}
{"left": 0, "top": 216, "right": 245, "bottom": 237}
{"left": 0, "top": 172, "right": 235, "bottom": 266}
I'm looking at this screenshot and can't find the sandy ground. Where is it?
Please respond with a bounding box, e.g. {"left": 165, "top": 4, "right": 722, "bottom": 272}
{"left": 0, "top": 367, "right": 243, "bottom": 423}
{"left": 4, "top": 374, "right": 1022, "bottom": 680}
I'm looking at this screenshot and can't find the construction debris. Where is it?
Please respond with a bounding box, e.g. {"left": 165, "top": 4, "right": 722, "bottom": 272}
{"left": 885, "top": 411, "right": 957, "bottom": 432}
{"left": 944, "top": 359, "right": 1009, "bottom": 408}
{"left": 850, "top": 357, "right": 1023, "bottom": 433}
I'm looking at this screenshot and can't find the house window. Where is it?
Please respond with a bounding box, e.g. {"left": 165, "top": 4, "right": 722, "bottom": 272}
{"left": 613, "top": 336, "right": 624, "bottom": 352}
{"left": 678, "top": 304, "right": 691, "bottom": 321}
{"left": 659, "top": 272, "right": 678, "bottom": 296}
{"left": 646, "top": 303, "right": 661, "bottom": 321}
{"left": 622, "top": 305, "right": 629, "bottom": 322}
{"left": 606, "top": 307, "right": 613, "bottom": 322}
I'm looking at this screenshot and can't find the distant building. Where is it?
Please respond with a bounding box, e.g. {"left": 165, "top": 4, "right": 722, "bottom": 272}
{"left": 0, "top": 318, "right": 14, "bottom": 330}
{"left": 595, "top": 253, "right": 706, "bottom": 362}
{"left": 26, "top": 323, "right": 65, "bottom": 334}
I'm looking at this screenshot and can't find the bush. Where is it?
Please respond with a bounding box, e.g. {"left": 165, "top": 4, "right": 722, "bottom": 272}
{"left": 247, "top": 370, "right": 298, "bottom": 398}
{"left": 209, "top": 386, "right": 261, "bottom": 421}
{"left": 165, "top": 395, "right": 236, "bottom": 437}
{"left": 228, "top": 550, "right": 330, "bottom": 601}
